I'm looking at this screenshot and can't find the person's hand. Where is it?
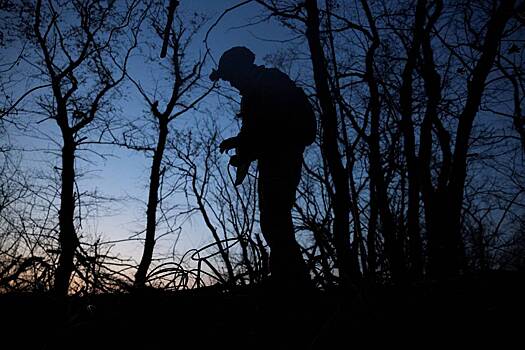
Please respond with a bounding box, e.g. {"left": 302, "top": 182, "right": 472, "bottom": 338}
{"left": 219, "top": 137, "right": 238, "bottom": 154}
{"left": 229, "top": 154, "right": 242, "bottom": 167}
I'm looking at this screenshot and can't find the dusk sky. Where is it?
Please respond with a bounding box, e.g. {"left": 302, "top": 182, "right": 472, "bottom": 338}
{"left": 2, "top": 4, "right": 524, "bottom": 343}
{"left": 4, "top": 0, "right": 304, "bottom": 263}
{"left": 113, "top": 0, "right": 300, "bottom": 262}
{"left": 2, "top": 4, "right": 524, "bottom": 348}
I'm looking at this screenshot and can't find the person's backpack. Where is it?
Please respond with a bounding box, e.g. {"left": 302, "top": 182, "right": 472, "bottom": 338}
{"left": 293, "top": 86, "right": 317, "bottom": 146}
{"left": 257, "top": 67, "right": 317, "bottom": 148}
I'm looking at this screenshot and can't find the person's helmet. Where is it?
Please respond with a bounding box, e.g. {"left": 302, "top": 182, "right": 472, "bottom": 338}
{"left": 209, "top": 46, "right": 255, "bottom": 81}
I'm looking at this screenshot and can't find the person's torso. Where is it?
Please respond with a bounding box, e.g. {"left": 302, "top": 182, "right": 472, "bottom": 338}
{"left": 239, "top": 67, "right": 310, "bottom": 156}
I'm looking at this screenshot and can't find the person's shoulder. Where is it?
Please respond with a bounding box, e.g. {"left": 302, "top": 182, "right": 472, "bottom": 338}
{"left": 259, "top": 66, "right": 287, "bottom": 79}
{"left": 258, "top": 66, "right": 295, "bottom": 89}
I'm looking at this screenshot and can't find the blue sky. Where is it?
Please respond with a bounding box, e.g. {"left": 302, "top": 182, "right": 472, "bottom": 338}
{"left": 2, "top": 1, "right": 304, "bottom": 264}
{"left": 110, "top": 1, "right": 298, "bottom": 259}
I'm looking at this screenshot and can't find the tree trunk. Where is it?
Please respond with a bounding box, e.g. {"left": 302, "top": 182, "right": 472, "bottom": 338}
{"left": 368, "top": 122, "right": 406, "bottom": 282}
{"left": 398, "top": 0, "right": 427, "bottom": 280}
{"left": 427, "top": 0, "right": 516, "bottom": 278}
{"left": 54, "top": 130, "right": 78, "bottom": 296}
{"left": 304, "top": 0, "right": 361, "bottom": 283}
{"left": 361, "top": 0, "right": 406, "bottom": 283}
{"left": 135, "top": 119, "right": 169, "bottom": 287}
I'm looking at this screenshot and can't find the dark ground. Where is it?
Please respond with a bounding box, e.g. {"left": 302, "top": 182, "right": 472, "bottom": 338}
{"left": 1, "top": 271, "right": 523, "bottom": 349}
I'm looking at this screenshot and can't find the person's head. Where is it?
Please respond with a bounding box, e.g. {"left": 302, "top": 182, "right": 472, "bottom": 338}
{"left": 209, "top": 46, "right": 256, "bottom": 90}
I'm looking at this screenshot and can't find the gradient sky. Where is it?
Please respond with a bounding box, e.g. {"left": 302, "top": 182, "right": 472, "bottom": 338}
{"left": 4, "top": 0, "right": 303, "bottom": 264}
{"left": 116, "top": 0, "right": 299, "bottom": 259}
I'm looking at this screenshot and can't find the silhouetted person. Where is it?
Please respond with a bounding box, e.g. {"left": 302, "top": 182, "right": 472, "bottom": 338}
{"left": 210, "top": 47, "right": 316, "bottom": 290}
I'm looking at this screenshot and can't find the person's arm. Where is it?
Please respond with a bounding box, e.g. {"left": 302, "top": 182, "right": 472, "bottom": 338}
{"left": 235, "top": 95, "right": 260, "bottom": 161}
{"left": 219, "top": 136, "right": 239, "bottom": 154}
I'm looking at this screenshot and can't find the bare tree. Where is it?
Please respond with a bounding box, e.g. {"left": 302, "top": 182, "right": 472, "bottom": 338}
{"left": 167, "top": 125, "right": 262, "bottom": 286}
{"left": 2, "top": 0, "right": 145, "bottom": 295}
{"left": 250, "top": 0, "right": 525, "bottom": 283}
{"left": 124, "top": 4, "right": 214, "bottom": 287}
{"left": 253, "top": 0, "right": 362, "bottom": 284}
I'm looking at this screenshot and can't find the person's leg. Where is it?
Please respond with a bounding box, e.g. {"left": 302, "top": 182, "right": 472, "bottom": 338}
{"left": 258, "top": 152, "right": 311, "bottom": 289}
